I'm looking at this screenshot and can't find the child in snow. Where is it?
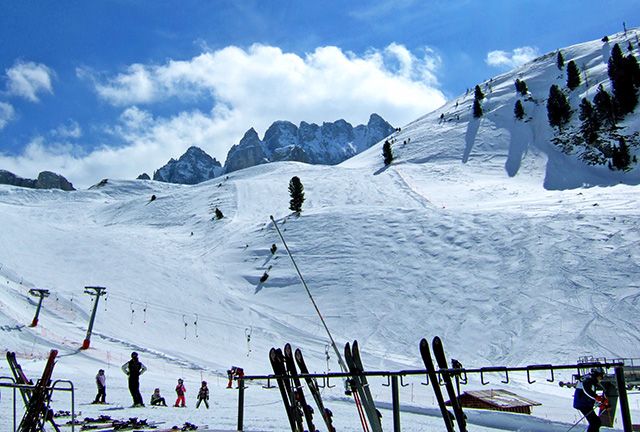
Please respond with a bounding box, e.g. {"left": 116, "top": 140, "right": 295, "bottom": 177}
{"left": 150, "top": 388, "right": 167, "bottom": 406}
{"left": 196, "top": 381, "right": 209, "bottom": 409}
{"left": 92, "top": 369, "right": 106, "bottom": 404}
{"left": 227, "top": 366, "right": 244, "bottom": 388}
{"left": 174, "top": 378, "right": 186, "bottom": 407}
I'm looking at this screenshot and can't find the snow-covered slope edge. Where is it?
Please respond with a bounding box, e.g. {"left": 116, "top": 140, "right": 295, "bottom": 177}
{"left": 345, "top": 29, "right": 640, "bottom": 190}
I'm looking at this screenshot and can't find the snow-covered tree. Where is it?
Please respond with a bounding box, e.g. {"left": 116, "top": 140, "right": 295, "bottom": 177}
{"left": 547, "top": 85, "right": 571, "bottom": 130}
{"left": 514, "top": 100, "right": 525, "bottom": 120}
{"left": 382, "top": 140, "right": 393, "bottom": 165}
{"left": 578, "top": 98, "right": 600, "bottom": 144}
{"left": 288, "top": 176, "right": 305, "bottom": 213}
{"left": 473, "top": 99, "right": 483, "bottom": 118}
{"left": 556, "top": 51, "right": 565, "bottom": 69}
{"left": 567, "top": 60, "right": 581, "bottom": 90}
{"left": 474, "top": 85, "right": 485, "bottom": 101}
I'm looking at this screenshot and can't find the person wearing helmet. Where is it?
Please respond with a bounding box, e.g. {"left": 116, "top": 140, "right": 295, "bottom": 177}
{"left": 573, "top": 367, "right": 606, "bottom": 431}
{"left": 122, "top": 352, "right": 147, "bottom": 407}
{"left": 196, "top": 380, "right": 210, "bottom": 409}
{"left": 174, "top": 378, "right": 186, "bottom": 407}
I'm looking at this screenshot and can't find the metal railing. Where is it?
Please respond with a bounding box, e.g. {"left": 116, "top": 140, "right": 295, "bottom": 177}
{"left": 0, "top": 377, "right": 75, "bottom": 432}
{"left": 234, "top": 361, "right": 632, "bottom": 432}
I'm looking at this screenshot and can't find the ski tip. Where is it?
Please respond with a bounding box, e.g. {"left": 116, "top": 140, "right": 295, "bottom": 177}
{"left": 432, "top": 336, "right": 442, "bottom": 347}
{"left": 419, "top": 338, "right": 428, "bottom": 349}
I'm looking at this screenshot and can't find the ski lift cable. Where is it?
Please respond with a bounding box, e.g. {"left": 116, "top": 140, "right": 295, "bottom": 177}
{"left": 269, "top": 215, "right": 348, "bottom": 374}
{"left": 105, "top": 292, "right": 267, "bottom": 332}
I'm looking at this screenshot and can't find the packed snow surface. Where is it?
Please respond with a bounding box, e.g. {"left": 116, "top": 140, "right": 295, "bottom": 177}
{"left": 1, "top": 30, "right": 640, "bottom": 431}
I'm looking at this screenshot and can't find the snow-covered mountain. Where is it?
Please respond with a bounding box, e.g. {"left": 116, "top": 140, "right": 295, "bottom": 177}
{"left": 153, "top": 146, "right": 224, "bottom": 184}
{"left": 224, "top": 113, "right": 395, "bottom": 172}
{"left": 0, "top": 30, "right": 639, "bottom": 432}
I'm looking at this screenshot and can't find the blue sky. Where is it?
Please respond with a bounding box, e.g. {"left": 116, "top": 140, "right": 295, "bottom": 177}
{"left": 0, "top": 0, "right": 636, "bottom": 187}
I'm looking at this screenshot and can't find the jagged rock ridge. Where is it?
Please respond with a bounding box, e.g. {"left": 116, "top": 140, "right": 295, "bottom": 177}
{"left": 224, "top": 113, "right": 395, "bottom": 173}
{"left": 153, "top": 146, "right": 223, "bottom": 185}
{"left": 0, "top": 170, "right": 75, "bottom": 191}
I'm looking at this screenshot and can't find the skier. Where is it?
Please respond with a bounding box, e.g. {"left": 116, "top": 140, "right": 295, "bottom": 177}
{"left": 150, "top": 388, "right": 167, "bottom": 406}
{"left": 573, "top": 367, "right": 607, "bottom": 432}
{"left": 174, "top": 378, "right": 186, "bottom": 407}
{"left": 92, "top": 369, "right": 106, "bottom": 404}
{"left": 227, "top": 366, "right": 244, "bottom": 388}
{"left": 196, "top": 380, "right": 209, "bottom": 409}
{"left": 121, "top": 352, "right": 147, "bottom": 407}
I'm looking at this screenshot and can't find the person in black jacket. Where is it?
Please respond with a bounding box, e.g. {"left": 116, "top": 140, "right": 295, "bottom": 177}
{"left": 573, "top": 367, "right": 605, "bottom": 432}
{"left": 121, "top": 352, "right": 147, "bottom": 407}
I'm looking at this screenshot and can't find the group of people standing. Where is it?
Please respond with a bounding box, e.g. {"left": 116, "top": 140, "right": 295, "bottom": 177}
{"left": 92, "top": 352, "right": 210, "bottom": 409}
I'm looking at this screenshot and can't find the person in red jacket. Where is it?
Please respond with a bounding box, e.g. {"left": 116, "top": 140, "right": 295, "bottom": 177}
{"left": 174, "top": 378, "right": 186, "bottom": 407}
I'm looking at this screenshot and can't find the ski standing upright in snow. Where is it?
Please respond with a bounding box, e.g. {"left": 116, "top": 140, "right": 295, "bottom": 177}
{"left": 283, "top": 343, "right": 317, "bottom": 432}
{"left": 269, "top": 347, "right": 303, "bottom": 432}
{"left": 295, "top": 347, "right": 336, "bottom": 432}
{"left": 345, "top": 341, "right": 383, "bottom": 432}
{"left": 419, "top": 338, "right": 455, "bottom": 432}
{"left": 432, "top": 336, "right": 467, "bottom": 432}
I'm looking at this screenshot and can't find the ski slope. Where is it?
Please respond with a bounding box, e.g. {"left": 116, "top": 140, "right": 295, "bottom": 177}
{"left": 1, "top": 30, "right": 640, "bottom": 431}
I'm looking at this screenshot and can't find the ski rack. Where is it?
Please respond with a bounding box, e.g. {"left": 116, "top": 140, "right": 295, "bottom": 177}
{"left": 0, "top": 377, "right": 76, "bottom": 432}
{"left": 234, "top": 360, "right": 632, "bottom": 432}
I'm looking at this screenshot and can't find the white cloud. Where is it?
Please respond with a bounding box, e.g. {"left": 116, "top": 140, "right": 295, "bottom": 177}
{"left": 0, "top": 102, "right": 15, "bottom": 129}
{"left": 486, "top": 46, "right": 539, "bottom": 69}
{"left": 84, "top": 43, "right": 446, "bottom": 127}
{"left": 7, "top": 43, "right": 446, "bottom": 188}
{"left": 51, "top": 120, "right": 82, "bottom": 139}
{"left": 5, "top": 61, "right": 54, "bottom": 102}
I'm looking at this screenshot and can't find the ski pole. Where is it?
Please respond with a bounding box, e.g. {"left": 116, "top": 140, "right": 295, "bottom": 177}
{"left": 269, "top": 215, "right": 348, "bottom": 374}
{"left": 566, "top": 408, "right": 594, "bottom": 432}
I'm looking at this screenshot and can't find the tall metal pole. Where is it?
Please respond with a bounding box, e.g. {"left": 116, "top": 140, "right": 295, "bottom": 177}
{"left": 237, "top": 378, "right": 245, "bottom": 431}
{"left": 81, "top": 286, "right": 107, "bottom": 350}
{"left": 615, "top": 367, "right": 633, "bottom": 432}
{"left": 270, "top": 215, "right": 348, "bottom": 373}
{"left": 392, "top": 375, "right": 401, "bottom": 432}
{"left": 28, "top": 289, "right": 50, "bottom": 327}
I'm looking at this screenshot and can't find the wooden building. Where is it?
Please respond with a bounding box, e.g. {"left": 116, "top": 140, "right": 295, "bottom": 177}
{"left": 447, "top": 389, "right": 541, "bottom": 415}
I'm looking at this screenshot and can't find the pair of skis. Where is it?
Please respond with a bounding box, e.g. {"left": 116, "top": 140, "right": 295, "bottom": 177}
{"left": 270, "top": 343, "right": 335, "bottom": 432}
{"left": 420, "top": 337, "right": 467, "bottom": 432}
{"left": 7, "top": 349, "right": 61, "bottom": 432}
{"left": 345, "top": 340, "right": 382, "bottom": 432}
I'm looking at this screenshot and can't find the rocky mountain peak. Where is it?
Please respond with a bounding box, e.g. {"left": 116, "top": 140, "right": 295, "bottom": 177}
{"left": 224, "top": 113, "right": 394, "bottom": 172}
{"left": 153, "top": 146, "right": 223, "bottom": 185}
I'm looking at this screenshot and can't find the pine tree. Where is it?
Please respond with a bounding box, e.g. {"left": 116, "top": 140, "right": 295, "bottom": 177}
{"left": 556, "top": 51, "right": 565, "bottom": 69}
{"left": 566, "top": 60, "right": 581, "bottom": 90}
{"left": 611, "top": 137, "right": 631, "bottom": 170}
{"left": 608, "top": 43, "right": 639, "bottom": 115}
{"left": 474, "top": 85, "right": 485, "bottom": 101}
{"left": 514, "top": 100, "right": 525, "bottom": 120}
{"left": 518, "top": 79, "right": 528, "bottom": 95}
{"left": 547, "top": 84, "right": 571, "bottom": 130}
{"left": 473, "top": 99, "right": 483, "bottom": 118}
{"left": 382, "top": 140, "right": 393, "bottom": 165}
{"left": 288, "top": 176, "right": 305, "bottom": 213}
{"left": 578, "top": 98, "right": 600, "bottom": 144}
{"left": 593, "top": 85, "right": 616, "bottom": 129}
{"left": 626, "top": 54, "right": 640, "bottom": 88}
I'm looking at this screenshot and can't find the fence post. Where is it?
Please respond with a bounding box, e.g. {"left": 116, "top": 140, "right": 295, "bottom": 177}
{"left": 237, "top": 378, "right": 245, "bottom": 431}
{"left": 392, "top": 375, "right": 401, "bottom": 432}
{"left": 615, "top": 367, "right": 632, "bottom": 432}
